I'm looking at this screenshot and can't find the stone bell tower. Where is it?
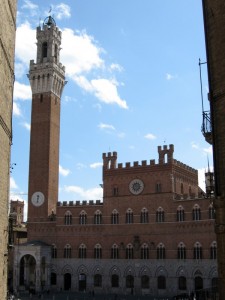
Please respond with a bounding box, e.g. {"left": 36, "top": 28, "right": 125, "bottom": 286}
{"left": 27, "top": 16, "right": 65, "bottom": 227}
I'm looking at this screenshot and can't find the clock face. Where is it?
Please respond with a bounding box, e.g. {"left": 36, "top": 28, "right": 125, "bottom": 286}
{"left": 31, "top": 191, "right": 45, "bottom": 207}
{"left": 129, "top": 179, "right": 144, "bottom": 195}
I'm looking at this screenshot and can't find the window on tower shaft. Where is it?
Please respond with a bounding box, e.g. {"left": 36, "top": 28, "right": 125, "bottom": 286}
{"left": 42, "top": 42, "right": 48, "bottom": 59}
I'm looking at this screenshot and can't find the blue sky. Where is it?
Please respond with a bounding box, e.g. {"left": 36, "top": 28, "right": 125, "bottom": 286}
{"left": 11, "top": 0, "right": 212, "bottom": 218}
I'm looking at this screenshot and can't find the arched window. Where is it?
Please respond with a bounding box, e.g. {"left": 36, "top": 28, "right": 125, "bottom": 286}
{"left": 177, "top": 242, "right": 186, "bottom": 260}
{"left": 178, "top": 276, "right": 187, "bottom": 290}
{"left": 51, "top": 244, "right": 57, "bottom": 259}
{"left": 94, "top": 244, "right": 102, "bottom": 259}
{"left": 210, "top": 241, "right": 217, "bottom": 259}
{"left": 111, "top": 274, "right": 119, "bottom": 287}
{"left": 111, "top": 209, "right": 119, "bottom": 224}
{"left": 126, "top": 275, "right": 134, "bottom": 288}
{"left": 42, "top": 42, "right": 48, "bottom": 58}
{"left": 157, "top": 243, "right": 165, "bottom": 259}
{"left": 141, "top": 275, "right": 149, "bottom": 289}
{"left": 156, "top": 207, "right": 164, "bottom": 222}
{"left": 158, "top": 275, "right": 166, "bottom": 289}
{"left": 79, "top": 210, "right": 87, "bottom": 225}
{"left": 51, "top": 272, "right": 57, "bottom": 285}
{"left": 79, "top": 244, "right": 87, "bottom": 259}
{"left": 64, "top": 244, "right": 72, "bottom": 258}
{"left": 193, "top": 204, "right": 201, "bottom": 221}
{"left": 209, "top": 204, "right": 215, "bottom": 219}
{"left": 64, "top": 211, "right": 72, "bottom": 225}
{"left": 94, "top": 210, "right": 102, "bottom": 224}
{"left": 181, "top": 183, "right": 184, "bottom": 194}
{"left": 140, "top": 208, "right": 149, "bottom": 223}
{"left": 54, "top": 44, "right": 58, "bottom": 62}
{"left": 194, "top": 242, "right": 202, "bottom": 259}
{"left": 141, "top": 243, "right": 149, "bottom": 259}
{"left": 126, "top": 244, "right": 133, "bottom": 259}
{"left": 156, "top": 182, "right": 162, "bottom": 193}
{"left": 94, "top": 274, "right": 102, "bottom": 287}
{"left": 126, "top": 208, "right": 133, "bottom": 224}
{"left": 113, "top": 186, "right": 119, "bottom": 196}
{"left": 195, "top": 275, "right": 203, "bottom": 291}
{"left": 177, "top": 206, "right": 185, "bottom": 222}
{"left": 111, "top": 244, "right": 119, "bottom": 259}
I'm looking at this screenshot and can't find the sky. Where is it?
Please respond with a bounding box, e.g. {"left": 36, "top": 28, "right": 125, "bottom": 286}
{"left": 10, "top": 0, "right": 212, "bottom": 219}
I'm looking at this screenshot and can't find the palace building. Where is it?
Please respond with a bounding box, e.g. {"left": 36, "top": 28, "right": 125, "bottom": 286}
{"left": 13, "top": 15, "right": 217, "bottom": 299}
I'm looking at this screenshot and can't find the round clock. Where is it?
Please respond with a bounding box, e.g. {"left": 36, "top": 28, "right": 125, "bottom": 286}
{"left": 129, "top": 179, "right": 144, "bottom": 195}
{"left": 31, "top": 191, "right": 45, "bottom": 207}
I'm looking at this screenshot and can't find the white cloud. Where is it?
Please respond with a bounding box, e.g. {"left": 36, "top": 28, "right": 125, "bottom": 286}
{"left": 59, "top": 165, "right": 70, "bottom": 176}
{"left": 22, "top": 0, "right": 38, "bottom": 11}
{"left": 14, "top": 81, "right": 32, "bottom": 100}
{"left": 15, "top": 22, "right": 36, "bottom": 66}
{"left": 191, "top": 142, "right": 199, "bottom": 149}
{"left": 198, "top": 168, "right": 206, "bottom": 191}
{"left": 15, "top": 63, "right": 26, "bottom": 78}
{"left": 166, "top": 73, "right": 176, "bottom": 80}
{"left": 90, "top": 162, "right": 103, "bottom": 169}
{"left": 98, "top": 123, "right": 115, "bottom": 130}
{"left": 64, "top": 185, "right": 103, "bottom": 200}
{"left": 21, "top": 122, "right": 31, "bottom": 131}
{"left": 144, "top": 133, "right": 156, "bottom": 140}
{"left": 62, "top": 28, "right": 104, "bottom": 76}
{"left": 52, "top": 3, "right": 71, "bottom": 20}
{"left": 110, "top": 63, "right": 123, "bottom": 72}
{"left": 203, "top": 146, "right": 212, "bottom": 155}
{"left": 91, "top": 78, "right": 128, "bottom": 109}
{"left": 76, "top": 163, "right": 86, "bottom": 170}
{"left": 10, "top": 177, "right": 18, "bottom": 189}
{"left": 13, "top": 102, "right": 22, "bottom": 117}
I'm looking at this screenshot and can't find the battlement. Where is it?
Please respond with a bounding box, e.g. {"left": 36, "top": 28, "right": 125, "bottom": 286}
{"left": 102, "top": 145, "right": 197, "bottom": 173}
{"left": 57, "top": 200, "right": 103, "bottom": 207}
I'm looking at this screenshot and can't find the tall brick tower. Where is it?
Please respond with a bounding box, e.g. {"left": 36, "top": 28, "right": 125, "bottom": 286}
{"left": 202, "top": 1, "right": 225, "bottom": 297}
{"left": 27, "top": 16, "right": 65, "bottom": 235}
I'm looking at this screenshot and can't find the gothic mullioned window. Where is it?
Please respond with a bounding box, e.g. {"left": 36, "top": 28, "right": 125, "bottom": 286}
{"left": 177, "top": 242, "right": 186, "bottom": 260}
{"left": 156, "top": 207, "right": 164, "bottom": 223}
{"left": 141, "top": 243, "right": 149, "bottom": 259}
{"left": 79, "top": 210, "right": 87, "bottom": 225}
{"left": 194, "top": 242, "right": 202, "bottom": 259}
{"left": 111, "top": 209, "right": 119, "bottom": 224}
{"left": 51, "top": 244, "right": 57, "bottom": 259}
{"left": 64, "top": 211, "right": 72, "bottom": 225}
{"left": 177, "top": 206, "right": 185, "bottom": 222}
{"left": 209, "top": 204, "right": 215, "bottom": 219}
{"left": 64, "top": 244, "right": 72, "bottom": 258}
{"left": 140, "top": 208, "right": 149, "bottom": 223}
{"left": 94, "top": 210, "right": 102, "bottom": 225}
{"left": 156, "top": 182, "right": 162, "bottom": 193}
{"left": 94, "top": 244, "right": 102, "bottom": 259}
{"left": 111, "top": 244, "right": 119, "bottom": 259}
{"left": 126, "top": 208, "right": 133, "bottom": 224}
{"left": 126, "top": 244, "right": 133, "bottom": 259}
{"left": 79, "top": 244, "right": 87, "bottom": 259}
{"left": 193, "top": 204, "right": 201, "bottom": 221}
{"left": 210, "top": 241, "right": 217, "bottom": 259}
{"left": 157, "top": 243, "right": 165, "bottom": 259}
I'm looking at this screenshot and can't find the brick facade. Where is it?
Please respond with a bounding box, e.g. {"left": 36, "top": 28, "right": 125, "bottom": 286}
{"left": 202, "top": 1, "right": 225, "bottom": 297}
{"left": 13, "top": 12, "right": 218, "bottom": 299}
{"left": 0, "top": 0, "right": 17, "bottom": 298}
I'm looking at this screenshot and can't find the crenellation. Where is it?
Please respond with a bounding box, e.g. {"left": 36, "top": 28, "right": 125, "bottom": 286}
{"left": 125, "top": 162, "right": 130, "bottom": 167}
{"left": 142, "top": 160, "right": 147, "bottom": 166}
{"left": 150, "top": 159, "right": 155, "bottom": 165}
{"left": 58, "top": 200, "right": 103, "bottom": 207}
{"left": 133, "top": 161, "right": 139, "bottom": 167}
